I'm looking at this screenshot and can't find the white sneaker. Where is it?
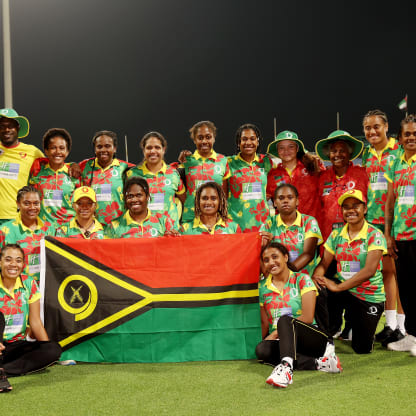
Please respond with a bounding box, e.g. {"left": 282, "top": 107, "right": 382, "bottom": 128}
{"left": 58, "top": 360, "right": 77, "bottom": 366}
{"left": 266, "top": 363, "right": 293, "bottom": 388}
{"left": 410, "top": 343, "right": 416, "bottom": 357}
{"left": 323, "top": 342, "right": 335, "bottom": 358}
{"left": 387, "top": 334, "right": 416, "bottom": 352}
{"left": 316, "top": 355, "right": 342, "bottom": 373}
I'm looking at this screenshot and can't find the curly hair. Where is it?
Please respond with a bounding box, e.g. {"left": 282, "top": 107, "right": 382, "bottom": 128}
{"left": 194, "top": 181, "right": 228, "bottom": 221}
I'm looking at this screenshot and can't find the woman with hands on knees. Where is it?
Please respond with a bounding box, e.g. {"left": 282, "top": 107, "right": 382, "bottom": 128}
{"left": 312, "top": 189, "right": 386, "bottom": 354}
{"left": 256, "top": 242, "right": 341, "bottom": 389}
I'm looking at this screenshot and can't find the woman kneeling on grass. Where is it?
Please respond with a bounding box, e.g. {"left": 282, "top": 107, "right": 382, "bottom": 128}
{"left": 0, "top": 244, "right": 61, "bottom": 393}
{"left": 312, "top": 189, "right": 386, "bottom": 354}
{"left": 256, "top": 242, "right": 342, "bottom": 389}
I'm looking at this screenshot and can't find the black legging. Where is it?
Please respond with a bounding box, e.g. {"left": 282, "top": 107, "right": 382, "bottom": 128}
{"left": 0, "top": 311, "right": 62, "bottom": 376}
{"left": 255, "top": 315, "right": 328, "bottom": 370}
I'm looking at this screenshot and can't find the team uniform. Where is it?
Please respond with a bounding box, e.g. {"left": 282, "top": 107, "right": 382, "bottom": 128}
{"left": 106, "top": 210, "right": 175, "bottom": 238}
{"left": 385, "top": 153, "right": 416, "bottom": 338}
{"left": 29, "top": 162, "right": 79, "bottom": 226}
{"left": 125, "top": 161, "right": 185, "bottom": 227}
{"left": 0, "top": 215, "right": 55, "bottom": 282}
{"left": 361, "top": 137, "right": 401, "bottom": 230}
{"left": 180, "top": 151, "right": 230, "bottom": 222}
{"left": 324, "top": 221, "right": 386, "bottom": 353}
{"left": 0, "top": 274, "right": 61, "bottom": 375}
{"left": 55, "top": 218, "right": 105, "bottom": 239}
{"left": 79, "top": 158, "right": 132, "bottom": 225}
{"left": 181, "top": 217, "right": 242, "bottom": 235}
{"left": 260, "top": 212, "right": 322, "bottom": 275}
{"left": 0, "top": 142, "right": 44, "bottom": 221}
{"left": 227, "top": 153, "right": 272, "bottom": 232}
{"left": 317, "top": 163, "right": 368, "bottom": 242}
{"left": 266, "top": 160, "right": 323, "bottom": 219}
{"left": 256, "top": 272, "right": 329, "bottom": 370}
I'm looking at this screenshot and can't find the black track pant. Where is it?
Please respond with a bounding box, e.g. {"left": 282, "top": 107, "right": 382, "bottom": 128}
{"left": 395, "top": 240, "right": 416, "bottom": 337}
{"left": 332, "top": 291, "right": 383, "bottom": 354}
{"left": 255, "top": 315, "right": 328, "bottom": 370}
{"left": 0, "top": 311, "right": 62, "bottom": 376}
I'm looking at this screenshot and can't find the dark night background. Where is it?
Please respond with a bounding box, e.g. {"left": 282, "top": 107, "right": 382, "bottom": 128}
{"left": 1, "top": 0, "right": 415, "bottom": 163}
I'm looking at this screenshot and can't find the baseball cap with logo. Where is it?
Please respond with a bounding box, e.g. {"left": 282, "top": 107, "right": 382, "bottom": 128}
{"left": 0, "top": 108, "right": 30, "bottom": 138}
{"left": 267, "top": 130, "right": 307, "bottom": 159}
{"left": 73, "top": 187, "right": 97, "bottom": 203}
{"left": 338, "top": 189, "right": 366, "bottom": 206}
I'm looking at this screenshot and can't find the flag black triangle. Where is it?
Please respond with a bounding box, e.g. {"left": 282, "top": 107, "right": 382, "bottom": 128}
{"left": 44, "top": 237, "right": 151, "bottom": 351}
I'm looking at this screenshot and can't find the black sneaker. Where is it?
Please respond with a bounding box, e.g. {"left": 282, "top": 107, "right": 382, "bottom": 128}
{"left": 375, "top": 326, "right": 394, "bottom": 342}
{"left": 381, "top": 328, "right": 405, "bottom": 347}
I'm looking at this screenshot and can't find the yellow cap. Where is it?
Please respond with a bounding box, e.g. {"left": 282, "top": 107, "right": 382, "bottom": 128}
{"left": 338, "top": 189, "right": 365, "bottom": 206}
{"left": 73, "top": 186, "right": 97, "bottom": 203}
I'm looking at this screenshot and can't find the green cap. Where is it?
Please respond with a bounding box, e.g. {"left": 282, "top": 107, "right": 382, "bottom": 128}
{"left": 267, "top": 130, "right": 307, "bottom": 159}
{"left": 0, "top": 108, "right": 30, "bottom": 138}
{"left": 315, "top": 130, "right": 363, "bottom": 162}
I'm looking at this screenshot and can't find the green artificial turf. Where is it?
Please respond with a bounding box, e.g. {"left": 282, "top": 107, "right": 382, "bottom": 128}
{"left": 3, "top": 321, "right": 415, "bottom": 416}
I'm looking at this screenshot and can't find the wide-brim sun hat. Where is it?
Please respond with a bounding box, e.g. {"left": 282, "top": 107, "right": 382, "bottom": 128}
{"left": 0, "top": 108, "right": 30, "bottom": 138}
{"left": 315, "top": 130, "right": 363, "bottom": 162}
{"left": 267, "top": 130, "right": 307, "bottom": 159}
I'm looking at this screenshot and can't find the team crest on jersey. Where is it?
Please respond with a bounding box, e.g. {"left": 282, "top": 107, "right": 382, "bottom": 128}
{"left": 19, "top": 152, "right": 27, "bottom": 159}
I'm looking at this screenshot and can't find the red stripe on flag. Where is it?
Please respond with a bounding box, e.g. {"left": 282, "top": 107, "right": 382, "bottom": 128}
{"left": 57, "top": 233, "right": 261, "bottom": 288}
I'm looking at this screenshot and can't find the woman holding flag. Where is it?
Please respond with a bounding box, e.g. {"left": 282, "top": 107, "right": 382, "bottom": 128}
{"left": 106, "top": 177, "right": 178, "bottom": 238}
{"left": 181, "top": 181, "right": 241, "bottom": 235}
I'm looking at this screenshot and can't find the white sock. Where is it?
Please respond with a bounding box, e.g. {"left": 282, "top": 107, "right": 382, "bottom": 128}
{"left": 281, "top": 357, "right": 293, "bottom": 368}
{"left": 397, "top": 313, "right": 406, "bottom": 335}
{"left": 385, "top": 310, "right": 397, "bottom": 330}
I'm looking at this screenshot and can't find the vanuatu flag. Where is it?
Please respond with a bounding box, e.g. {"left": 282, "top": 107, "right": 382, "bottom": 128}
{"left": 41, "top": 234, "right": 262, "bottom": 363}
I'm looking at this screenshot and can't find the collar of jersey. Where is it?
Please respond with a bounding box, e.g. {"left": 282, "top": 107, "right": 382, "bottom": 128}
{"left": 0, "top": 274, "right": 24, "bottom": 296}
{"left": 193, "top": 216, "right": 226, "bottom": 232}
{"left": 236, "top": 153, "right": 259, "bottom": 164}
{"left": 94, "top": 157, "right": 120, "bottom": 170}
{"left": 339, "top": 220, "right": 369, "bottom": 242}
{"left": 276, "top": 211, "right": 301, "bottom": 227}
{"left": 264, "top": 271, "right": 294, "bottom": 294}
{"left": 193, "top": 150, "right": 217, "bottom": 161}
{"left": 141, "top": 161, "right": 167, "bottom": 175}
{"left": 125, "top": 209, "right": 151, "bottom": 225}
{"left": 17, "top": 213, "right": 44, "bottom": 232}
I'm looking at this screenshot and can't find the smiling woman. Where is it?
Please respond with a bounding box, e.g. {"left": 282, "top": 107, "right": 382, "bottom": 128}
{"left": 181, "top": 181, "right": 241, "bottom": 235}
{"left": 79, "top": 131, "right": 133, "bottom": 225}
{"left": 105, "top": 176, "right": 178, "bottom": 238}
{"left": 312, "top": 189, "right": 386, "bottom": 354}
{"left": 226, "top": 124, "right": 274, "bottom": 232}
{"left": 29, "top": 128, "right": 78, "bottom": 226}
{"left": 0, "top": 244, "right": 62, "bottom": 392}
{"left": 124, "top": 131, "right": 185, "bottom": 227}
{"left": 0, "top": 186, "right": 55, "bottom": 282}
